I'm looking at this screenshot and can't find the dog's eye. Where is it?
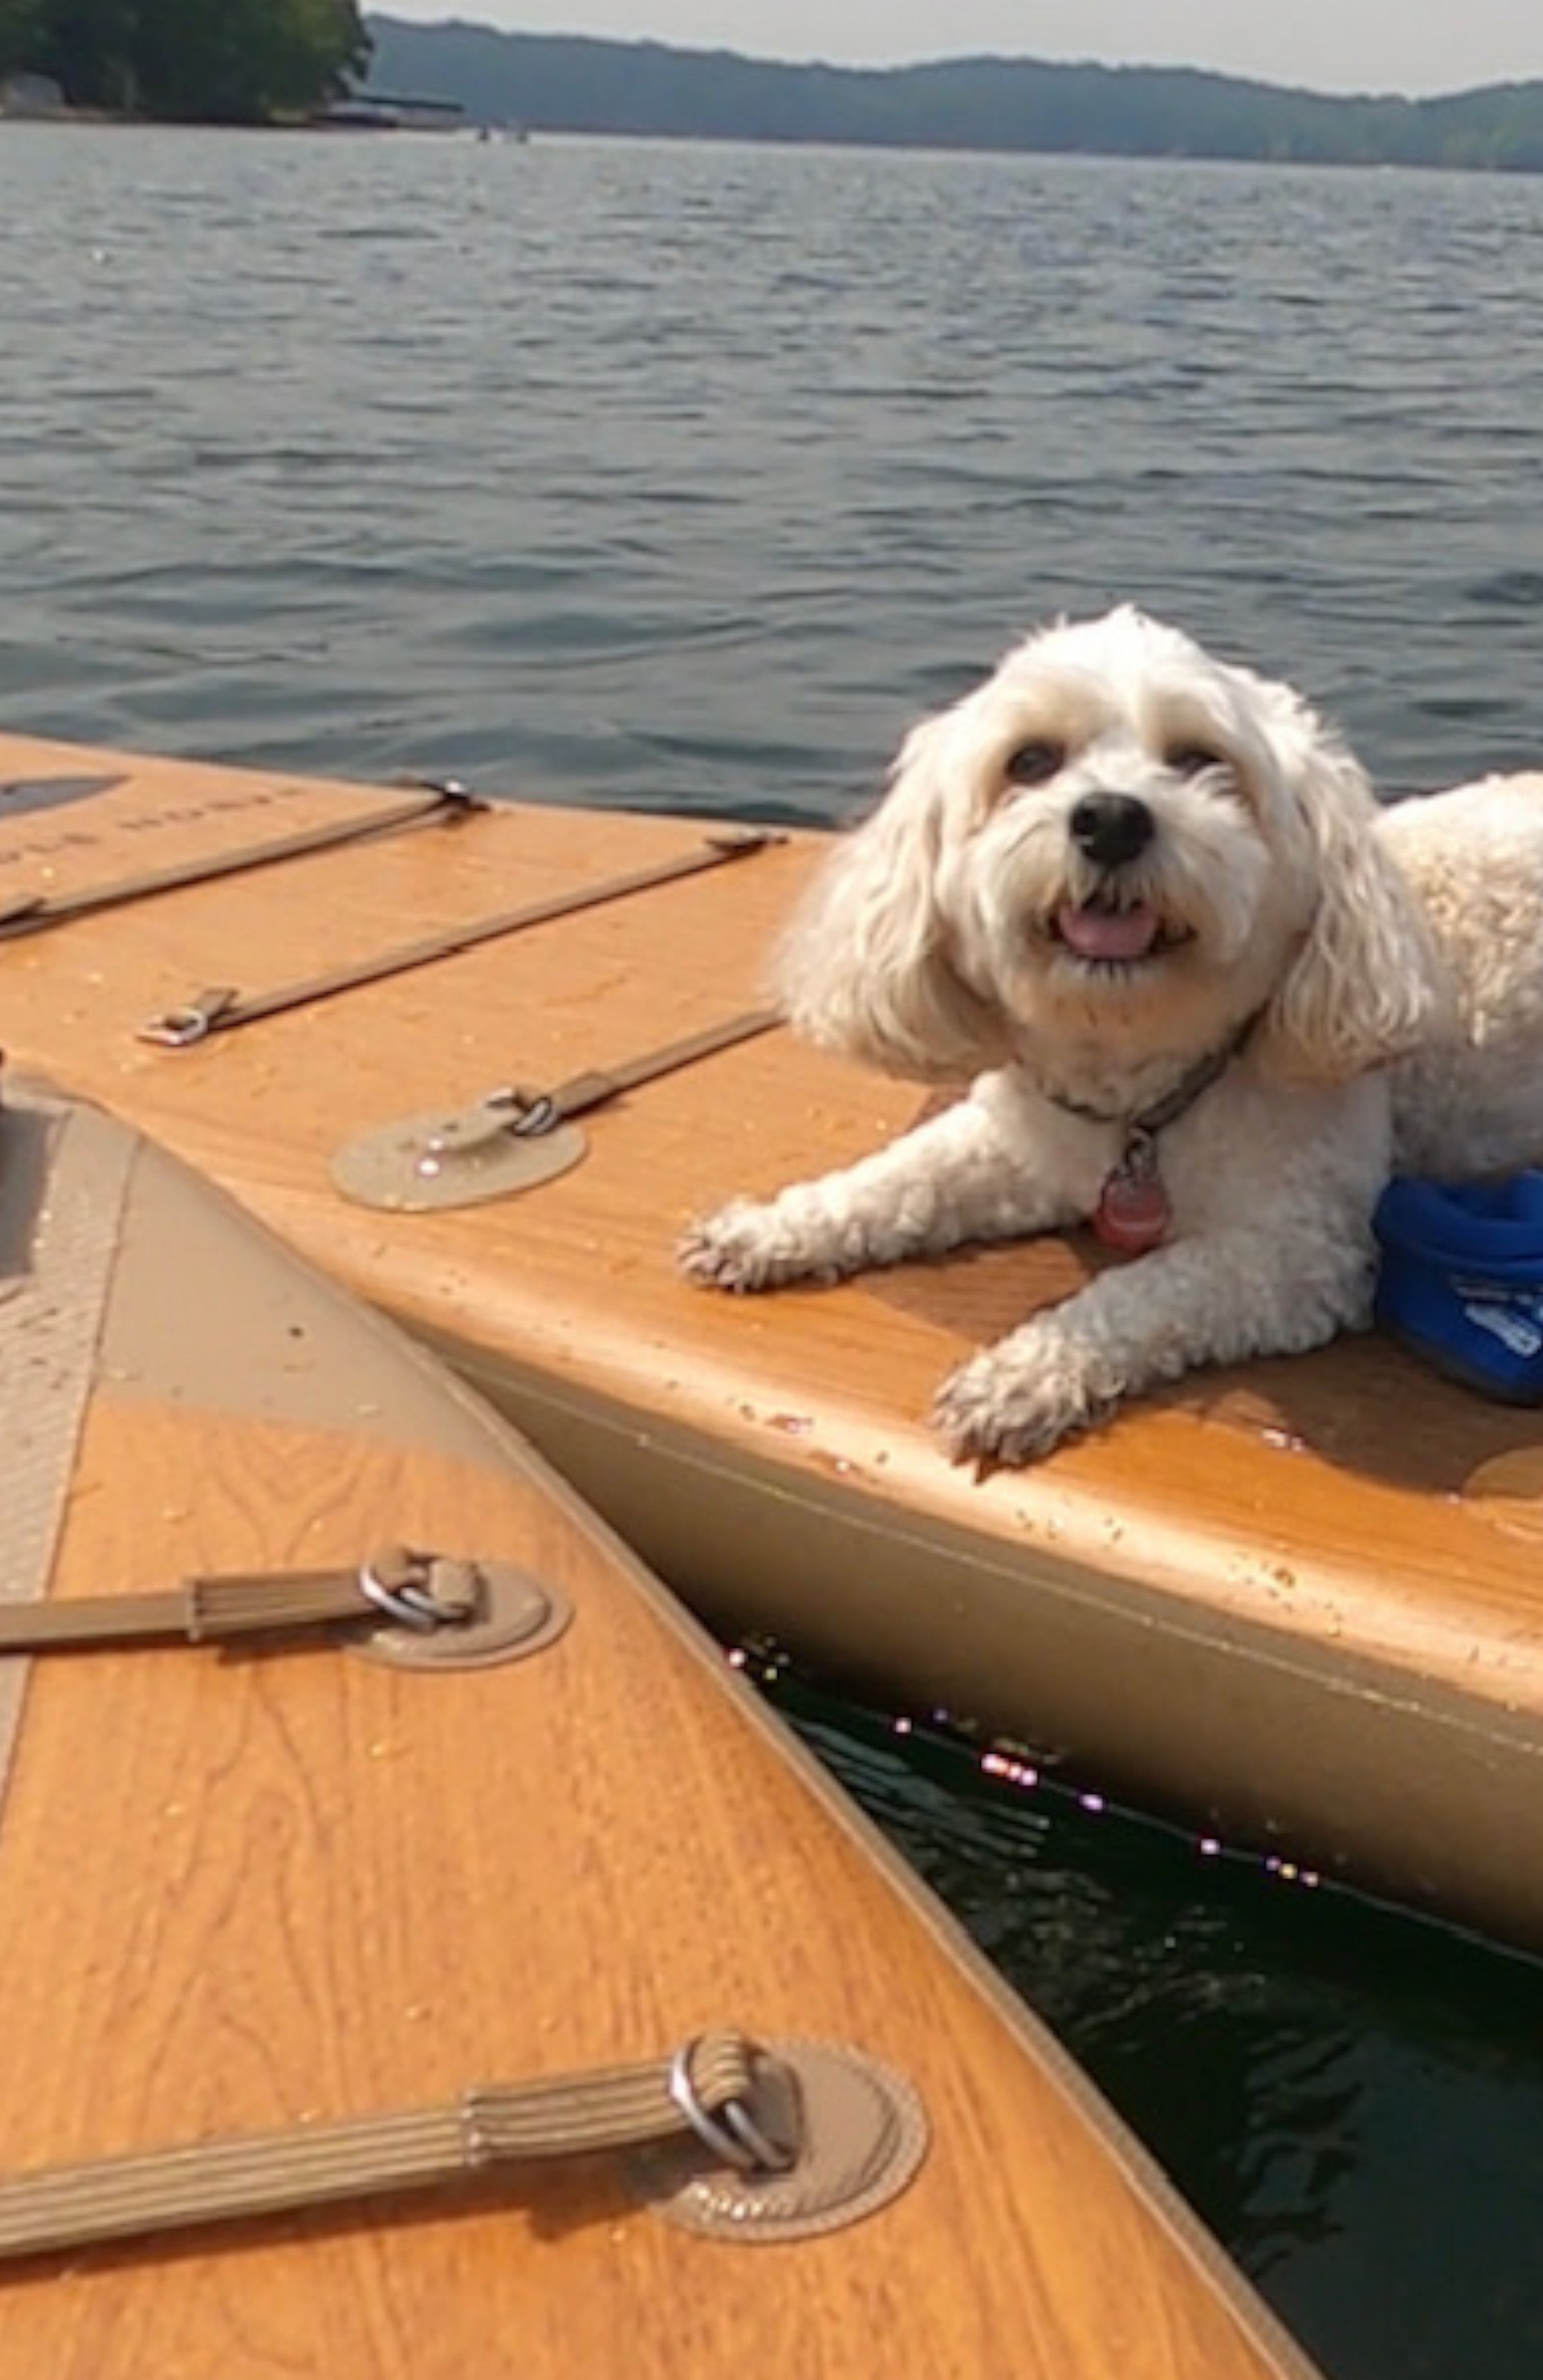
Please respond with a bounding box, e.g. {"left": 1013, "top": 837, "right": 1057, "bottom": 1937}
{"left": 1004, "top": 740, "right": 1066, "bottom": 787}
{"left": 1165, "top": 744, "right": 1226, "bottom": 779}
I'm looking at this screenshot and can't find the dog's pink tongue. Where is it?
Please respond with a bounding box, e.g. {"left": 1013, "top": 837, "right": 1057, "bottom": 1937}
{"left": 1058, "top": 902, "right": 1160, "bottom": 961}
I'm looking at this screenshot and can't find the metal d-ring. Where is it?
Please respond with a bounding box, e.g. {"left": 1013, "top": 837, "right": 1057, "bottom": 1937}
{"left": 352, "top": 1557, "right": 572, "bottom": 1673}
{"left": 487, "top": 1087, "right": 560, "bottom": 1140}
{"left": 635, "top": 2041, "right": 929, "bottom": 2244}
{"left": 138, "top": 1004, "right": 217, "bottom": 1049}
{"left": 667, "top": 2040, "right": 797, "bottom": 2177}
{"left": 357, "top": 1550, "right": 460, "bottom": 1635}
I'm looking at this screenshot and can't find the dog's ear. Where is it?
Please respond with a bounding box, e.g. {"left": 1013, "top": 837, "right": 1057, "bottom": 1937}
{"left": 1262, "top": 727, "right": 1447, "bottom": 1081}
{"left": 777, "top": 711, "right": 1009, "bottom": 1082}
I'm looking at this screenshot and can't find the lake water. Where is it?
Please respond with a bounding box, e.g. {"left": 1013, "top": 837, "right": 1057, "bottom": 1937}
{"left": 5, "top": 122, "right": 1543, "bottom": 2378}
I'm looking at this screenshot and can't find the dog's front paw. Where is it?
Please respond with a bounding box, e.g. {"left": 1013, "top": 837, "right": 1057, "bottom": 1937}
{"left": 931, "top": 1331, "right": 1118, "bottom": 1469}
{"left": 677, "top": 1199, "right": 826, "bottom": 1293}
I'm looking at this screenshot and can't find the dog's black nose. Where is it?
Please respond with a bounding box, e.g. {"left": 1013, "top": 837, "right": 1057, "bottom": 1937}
{"left": 1069, "top": 792, "right": 1155, "bottom": 868}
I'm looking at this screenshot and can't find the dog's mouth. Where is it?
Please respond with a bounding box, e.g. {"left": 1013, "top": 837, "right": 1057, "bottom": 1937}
{"left": 1052, "top": 895, "right": 1190, "bottom": 965}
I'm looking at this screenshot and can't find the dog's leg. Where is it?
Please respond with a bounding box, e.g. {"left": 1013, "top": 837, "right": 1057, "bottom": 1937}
{"left": 680, "top": 1093, "right": 1078, "bottom": 1291}
{"left": 934, "top": 1219, "right": 1375, "bottom": 1466}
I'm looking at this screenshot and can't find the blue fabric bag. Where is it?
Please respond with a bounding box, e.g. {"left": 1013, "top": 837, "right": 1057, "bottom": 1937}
{"left": 1373, "top": 1173, "right": 1543, "bottom": 1402}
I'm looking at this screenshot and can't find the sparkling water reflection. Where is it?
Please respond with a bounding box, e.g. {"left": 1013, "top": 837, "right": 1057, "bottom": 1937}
{"left": 775, "top": 1676, "right": 1543, "bottom": 2380}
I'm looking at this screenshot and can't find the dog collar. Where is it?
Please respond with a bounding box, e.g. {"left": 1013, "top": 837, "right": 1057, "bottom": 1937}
{"left": 1043, "top": 1013, "right": 1261, "bottom": 1255}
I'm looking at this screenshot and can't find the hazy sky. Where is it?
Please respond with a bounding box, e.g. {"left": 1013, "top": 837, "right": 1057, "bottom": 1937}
{"left": 376, "top": 4, "right": 1540, "bottom": 98}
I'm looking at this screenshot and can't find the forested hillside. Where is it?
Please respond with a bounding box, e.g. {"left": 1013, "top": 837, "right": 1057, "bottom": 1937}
{"left": 364, "top": 15, "right": 1543, "bottom": 172}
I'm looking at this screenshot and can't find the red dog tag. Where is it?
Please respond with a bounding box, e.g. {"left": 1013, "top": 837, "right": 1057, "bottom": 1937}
{"left": 1092, "top": 1138, "right": 1171, "bottom": 1255}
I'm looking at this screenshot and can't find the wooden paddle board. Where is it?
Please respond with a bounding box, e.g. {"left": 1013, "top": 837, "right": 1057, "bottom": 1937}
{"left": 0, "top": 1066, "right": 1321, "bottom": 2379}
{"left": 1, "top": 731, "right": 1540, "bottom": 1950}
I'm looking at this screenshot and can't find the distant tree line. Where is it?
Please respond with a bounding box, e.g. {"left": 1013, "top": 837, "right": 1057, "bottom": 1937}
{"left": 0, "top": 0, "right": 371, "bottom": 122}
{"left": 364, "top": 13, "right": 1543, "bottom": 174}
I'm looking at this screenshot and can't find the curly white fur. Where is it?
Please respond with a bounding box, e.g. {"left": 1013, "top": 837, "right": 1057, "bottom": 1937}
{"left": 680, "top": 607, "right": 1543, "bottom": 1466}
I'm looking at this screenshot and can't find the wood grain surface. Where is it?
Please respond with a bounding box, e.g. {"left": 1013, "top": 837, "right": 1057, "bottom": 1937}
{"left": 0, "top": 1095, "right": 1317, "bottom": 2379}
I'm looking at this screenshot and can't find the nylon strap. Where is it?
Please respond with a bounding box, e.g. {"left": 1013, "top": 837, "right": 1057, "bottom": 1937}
{"left": 138, "top": 828, "right": 781, "bottom": 1048}
{"left": 515, "top": 1004, "right": 785, "bottom": 1129}
{"left": 0, "top": 1547, "right": 479, "bottom": 1657}
{"left": 0, "top": 2033, "right": 779, "bottom": 2258}
{"left": 0, "top": 780, "right": 483, "bottom": 941}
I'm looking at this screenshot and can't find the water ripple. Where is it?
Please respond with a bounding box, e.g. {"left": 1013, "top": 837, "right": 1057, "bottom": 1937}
{"left": 3, "top": 131, "right": 1542, "bottom": 795}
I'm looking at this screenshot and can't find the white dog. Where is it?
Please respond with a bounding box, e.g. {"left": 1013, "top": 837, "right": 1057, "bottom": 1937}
{"left": 680, "top": 607, "right": 1543, "bottom": 1465}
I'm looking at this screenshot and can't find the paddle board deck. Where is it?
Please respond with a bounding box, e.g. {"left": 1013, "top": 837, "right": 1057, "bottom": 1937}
{"left": 0, "top": 1067, "right": 1321, "bottom": 2377}
{"left": 1, "top": 731, "right": 1540, "bottom": 1949}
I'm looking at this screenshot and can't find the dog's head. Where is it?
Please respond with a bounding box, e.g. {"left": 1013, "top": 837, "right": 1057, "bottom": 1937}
{"left": 781, "top": 606, "right": 1444, "bottom": 1089}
